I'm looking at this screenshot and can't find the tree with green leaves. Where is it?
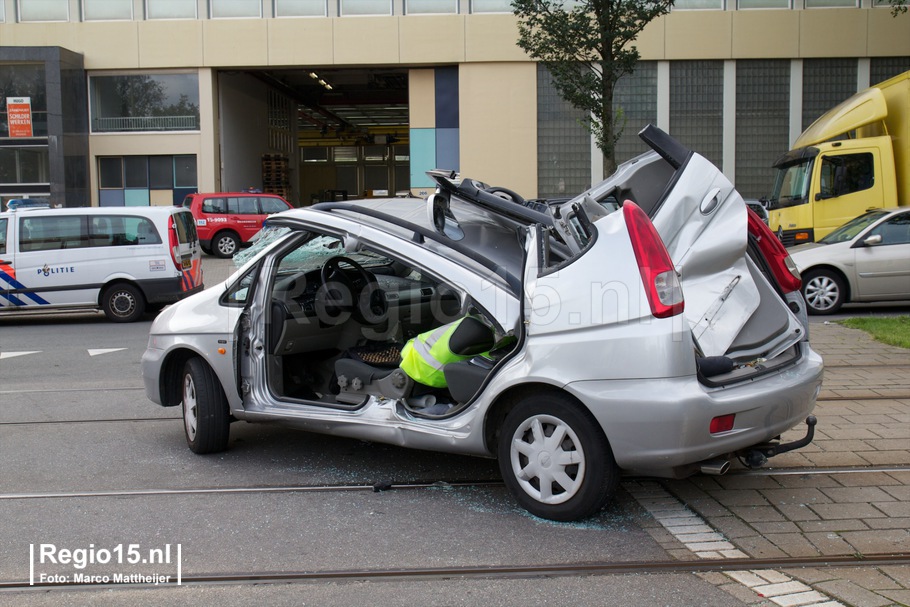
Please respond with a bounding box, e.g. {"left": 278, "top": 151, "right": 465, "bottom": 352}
{"left": 513, "top": 0, "right": 673, "bottom": 177}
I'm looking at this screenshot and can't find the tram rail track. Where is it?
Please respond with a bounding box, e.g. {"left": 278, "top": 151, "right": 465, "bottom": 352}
{"left": 2, "top": 552, "right": 909, "bottom": 591}
{"left": 1, "top": 464, "right": 907, "bottom": 501}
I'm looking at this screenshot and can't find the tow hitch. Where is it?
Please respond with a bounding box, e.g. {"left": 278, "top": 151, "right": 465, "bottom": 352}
{"left": 740, "top": 415, "right": 817, "bottom": 468}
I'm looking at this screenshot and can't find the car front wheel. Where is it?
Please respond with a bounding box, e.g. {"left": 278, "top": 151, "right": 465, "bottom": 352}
{"left": 497, "top": 393, "right": 618, "bottom": 521}
{"left": 802, "top": 269, "right": 846, "bottom": 315}
{"left": 182, "top": 357, "right": 230, "bottom": 454}
{"left": 212, "top": 231, "right": 240, "bottom": 258}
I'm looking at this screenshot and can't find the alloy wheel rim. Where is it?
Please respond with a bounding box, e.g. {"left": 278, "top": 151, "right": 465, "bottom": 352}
{"left": 218, "top": 237, "right": 236, "bottom": 256}
{"left": 805, "top": 276, "right": 839, "bottom": 311}
{"left": 183, "top": 374, "right": 198, "bottom": 441}
{"left": 510, "top": 414, "right": 585, "bottom": 505}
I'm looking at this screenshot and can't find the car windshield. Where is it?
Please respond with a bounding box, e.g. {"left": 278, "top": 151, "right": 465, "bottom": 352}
{"left": 233, "top": 225, "right": 291, "bottom": 266}
{"left": 768, "top": 159, "right": 812, "bottom": 210}
{"left": 233, "top": 225, "right": 391, "bottom": 271}
{"left": 276, "top": 234, "right": 391, "bottom": 274}
{"left": 818, "top": 210, "right": 889, "bottom": 244}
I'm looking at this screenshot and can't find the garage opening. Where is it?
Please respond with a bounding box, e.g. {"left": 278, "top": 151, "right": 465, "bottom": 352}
{"left": 219, "top": 68, "right": 410, "bottom": 206}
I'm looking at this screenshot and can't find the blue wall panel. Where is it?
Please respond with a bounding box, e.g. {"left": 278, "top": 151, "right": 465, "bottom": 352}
{"left": 99, "top": 189, "right": 125, "bottom": 207}
{"left": 435, "top": 128, "right": 459, "bottom": 173}
{"left": 435, "top": 67, "right": 459, "bottom": 129}
{"left": 410, "top": 128, "right": 437, "bottom": 188}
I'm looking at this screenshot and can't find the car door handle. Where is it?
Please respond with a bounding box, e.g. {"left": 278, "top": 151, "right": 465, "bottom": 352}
{"left": 700, "top": 188, "right": 722, "bottom": 215}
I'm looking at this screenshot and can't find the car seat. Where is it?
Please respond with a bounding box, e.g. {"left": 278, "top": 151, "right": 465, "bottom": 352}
{"left": 334, "top": 316, "right": 495, "bottom": 407}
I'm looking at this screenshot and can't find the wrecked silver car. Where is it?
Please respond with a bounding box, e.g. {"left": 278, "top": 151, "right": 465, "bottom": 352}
{"left": 142, "top": 126, "right": 822, "bottom": 521}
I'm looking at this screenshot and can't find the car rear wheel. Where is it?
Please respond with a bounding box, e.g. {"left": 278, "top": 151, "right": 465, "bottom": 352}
{"left": 101, "top": 283, "right": 146, "bottom": 322}
{"left": 182, "top": 357, "right": 230, "bottom": 454}
{"left": 802, "top": 269, "right": 846, "bottom": 315}
{"left": 212, "top": 231, "right": 240, "bottom": 258}
{"left": 497, "top": 393, "right": 618, "bottom": 521}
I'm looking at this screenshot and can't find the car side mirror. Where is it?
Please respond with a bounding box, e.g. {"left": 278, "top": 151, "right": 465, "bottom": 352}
{"left": 862, "top": 234, "right": 882, "bottom": 247}
{"left": 427, "top": 193, "right": 464, "bottom": 241}
{"left": 815, "top": 192, "right": 834, "bottom": 201}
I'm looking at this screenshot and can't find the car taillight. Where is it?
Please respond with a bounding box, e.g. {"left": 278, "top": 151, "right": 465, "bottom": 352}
{"left": 747, "top": 208, "right": 801, "bottom": 293}
{"left": 168, "top": 221, "right": 181, "bottom": 271}
{"left": 622, "top": 201, "right": 685, "bottom": 319}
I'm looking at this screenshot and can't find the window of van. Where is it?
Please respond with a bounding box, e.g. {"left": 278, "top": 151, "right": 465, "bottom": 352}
{"left": 0, "top": 218, "right": 7, "bottom": 254}
{"left": 19, "top": 215, "right": 163, "bottom": 251}
{"left": 261, "top": 197, "right": 290, "bottom": 214}
{"left": 173, "top": 211, "right": 198, "bottom": 244}
{"left": 20, "top": 216, "right": 85, "bottom": 251}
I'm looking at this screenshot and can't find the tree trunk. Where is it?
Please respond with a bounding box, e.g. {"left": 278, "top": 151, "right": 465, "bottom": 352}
{"left": 601, "top": 76, "right": 617, "bottom": 178}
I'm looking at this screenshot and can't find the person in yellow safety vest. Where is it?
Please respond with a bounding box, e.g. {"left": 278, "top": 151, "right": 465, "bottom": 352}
{"left": 399, "top": 316, "right": 495, "bottom": 388}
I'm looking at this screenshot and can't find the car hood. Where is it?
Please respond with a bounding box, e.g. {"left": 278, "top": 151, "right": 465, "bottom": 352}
{"left": 151, "top": 281, "right": 238, "bottom": 336}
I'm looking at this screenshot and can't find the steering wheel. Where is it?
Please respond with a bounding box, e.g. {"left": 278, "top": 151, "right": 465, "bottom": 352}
{"left": 485, "top": 186, "right": 527, "bottom": 206}
{"left": 318, "top": 256, "right": 388, "bottom": 325}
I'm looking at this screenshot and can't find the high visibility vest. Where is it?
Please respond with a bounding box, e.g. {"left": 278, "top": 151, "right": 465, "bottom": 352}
{"left": 399, "top": 318, "right": 474, "bottom": 388}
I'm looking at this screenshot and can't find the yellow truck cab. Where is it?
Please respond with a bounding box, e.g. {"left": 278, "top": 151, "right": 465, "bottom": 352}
{"left": 768, "top": 70, "right": 909, "bottom": 246}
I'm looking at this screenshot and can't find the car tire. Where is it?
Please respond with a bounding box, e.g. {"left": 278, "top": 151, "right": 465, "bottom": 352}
{"left": 182, "top": 357, "right": 230, "bottom": 454}
{"left": 101, "top": 283, "right": 146, "bottom": 323}
{"left": 212, "top": 231, "right": 240, "bottom": 258}
{"left": 802, "top": 269, "right": 846, "bottom": 315}
{"left": 497, "top": 393, "right": 618, "bottom": 521}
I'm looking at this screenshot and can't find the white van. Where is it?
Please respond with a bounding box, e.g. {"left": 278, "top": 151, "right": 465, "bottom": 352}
{"left": 0, "top": 206, "right": 203, "bottom": 322}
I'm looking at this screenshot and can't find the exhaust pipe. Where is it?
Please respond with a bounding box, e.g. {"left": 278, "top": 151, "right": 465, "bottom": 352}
{"left": 700, "top": 459, "right": 731, "bottom": 476}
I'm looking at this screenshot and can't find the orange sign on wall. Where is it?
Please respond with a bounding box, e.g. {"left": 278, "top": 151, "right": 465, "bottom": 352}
{"left": 6, "top": 97, "right": 34, "bottom": 138}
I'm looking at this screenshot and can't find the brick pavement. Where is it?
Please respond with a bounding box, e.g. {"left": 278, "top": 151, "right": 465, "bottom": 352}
{"left": 650, "top": 321, "right": 910, "bottom": 607}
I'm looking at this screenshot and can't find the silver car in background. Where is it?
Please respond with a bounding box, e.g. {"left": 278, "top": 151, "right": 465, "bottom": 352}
{"left": 142, "top": 126, "right": 823, "bottom": 521}
{"left": 789, "top": 207, "right": 910, "bottom": 314}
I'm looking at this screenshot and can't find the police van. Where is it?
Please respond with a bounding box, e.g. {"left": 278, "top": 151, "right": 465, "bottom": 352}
{"left": 0, "top": 205, "right": 203, "bottom": 322}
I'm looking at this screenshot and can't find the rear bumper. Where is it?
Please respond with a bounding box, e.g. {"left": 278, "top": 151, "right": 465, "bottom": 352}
{"left": 567, "top": 343, "right": 824, "bottom": 477}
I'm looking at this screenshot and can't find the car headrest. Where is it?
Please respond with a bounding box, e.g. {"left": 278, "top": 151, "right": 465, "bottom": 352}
{"left": 448, "top": 317, "right": 495, "bottom": 357}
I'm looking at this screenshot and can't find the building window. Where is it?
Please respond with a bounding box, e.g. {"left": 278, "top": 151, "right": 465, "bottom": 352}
{"left": 0, "top": 147, "right": 50, "bottom": 185}
{"left": 802, "top": 59, "right": 857, "bottom": 131}
{"left": 735, "top": 60, "right": 789, "bottom": 199}
{"left": 536, "top": 65, "right": 590, "bottom": 199}
{"left": 0, "top": 2, "right": 5, "bottom": 21}
{"left": 737, "top": 0, "right": 790, "bottom": 8}
{"left": 340, "top": 0, "right": 393, "bottom": 15}
{"left": 471, "top": 0, "right": 512, "bottom": 12}
{"left": 673, "top": 0, "right": 724, "bottom": 9}
{"left": 670, "top": 61, "right": 723, "bottom": 170}
{"left": 406, "top": 0, "right": 458, "bottom": 13}
{"left": 98, "top": 155, "right": 197, "bottom": 207}
{"left": 211, "top": 0, "right": 262, "bottom": 18}
{"left": 1, "top": 65, "right": 48, "bottom": 137}
{"left": 871, "top": 57, "right": 910, "bottom": 85}
{"left": 146, "top": 0, "right": 197, "bottom": 19}
{"left": 805, "top": 0, "right": 856, "bottom": 6}
{"left": 17, "top": 0, "right": 69, "bottom": 22}
{"left": 275, "top": 0, "right": 327, "bottom": 16}
{"left": 83, "top": 0, "right": 133, "bottom": 21}
{"left": 614, "top": 62, "right": 658, "bottom": 163}
{"left": 90, "top": 74, "right": 200, "bottom": 133}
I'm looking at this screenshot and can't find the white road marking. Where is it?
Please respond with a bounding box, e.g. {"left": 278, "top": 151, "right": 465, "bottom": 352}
{"left": 87, "top": 348, "right": 128, "bottom": 356}
{"left": 0, "top": 351, "right": 41, "bottom": 360}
